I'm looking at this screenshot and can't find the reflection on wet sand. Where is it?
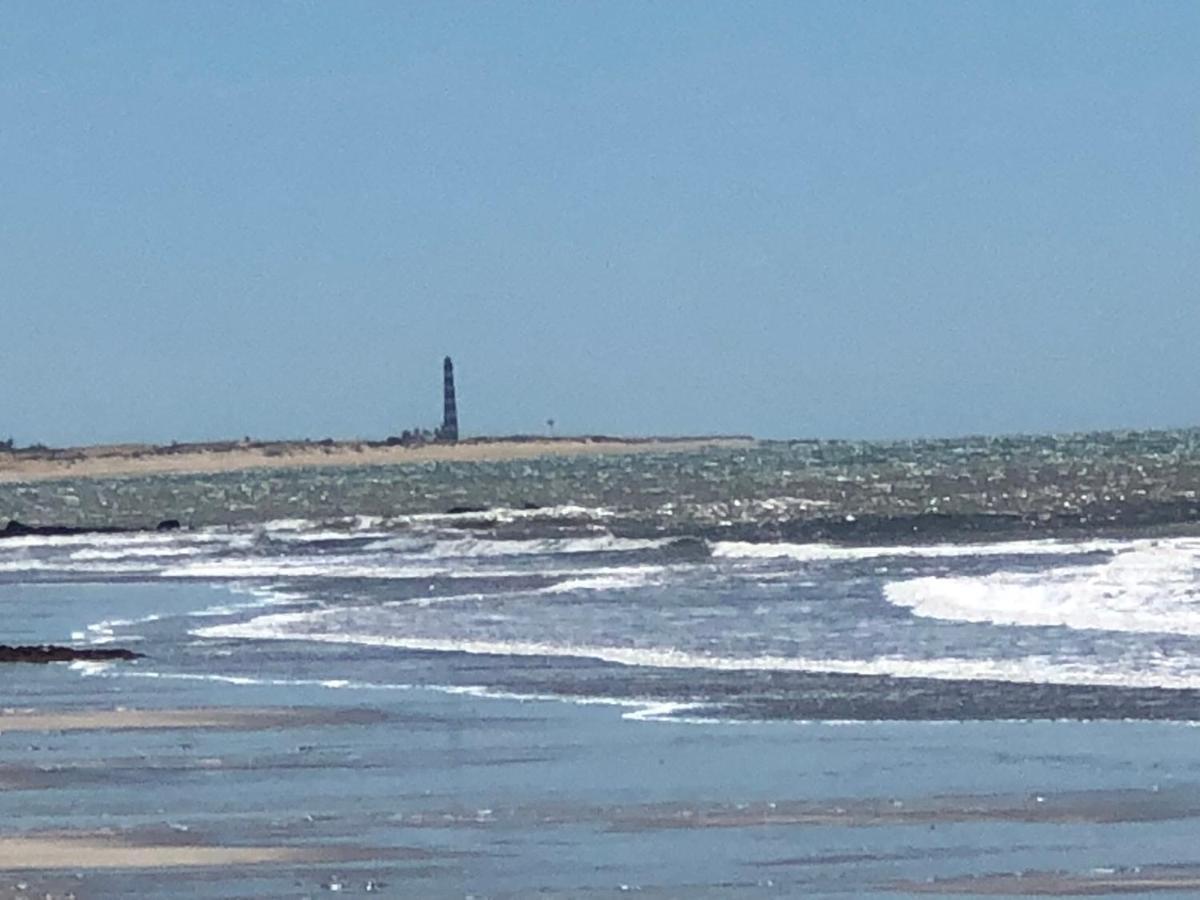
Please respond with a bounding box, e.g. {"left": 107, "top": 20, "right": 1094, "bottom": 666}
{"left": 0, "top": 706, "right": 386, "bottom": 733}
{"left": 388, "top": 785, "right": 1200, "bottom": 831}
{"left": 894, "top": 865, "right": 1200, "bottom": 895}
{"left": 0, "top": 832, "right": 395, "bottom": 870}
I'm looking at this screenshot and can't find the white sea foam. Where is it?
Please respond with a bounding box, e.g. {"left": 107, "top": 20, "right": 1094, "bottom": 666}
{"left": 430, "top": 684, "right": 709, "bottom": 721}
{"left": 885, "top": 538, "right": 1200, "bottom": 636}
{"left": 2, "top": 525, "right": 677, "bottom": 581}
{"left": 385, "top": 592, "right": 495, "bottom": 608}
{"left": 371, "top": 566, "right": 665, "bottom": 607}
{"left": 83, "top": 612, "right": 163, "bottom": 644}
{"left": 183, "top": 586, "right": 310, "bottom": 618}
{"left": 73, "top": 666, "right": 706, "bottom": 722}
{"left": 257, "top": 518, "right": 315, "bottom": 532}
{"left": 67, "top": 660, "right": 118, "bottom": 676}
{"left": 540, "top": 566, "right": 665, "bottom": 593}
{"left": 190, "top": 614, "right": 1200, "bottom": 691}
{"left": 159, "top": 557, "right": 463, "bottom": 580}
{"left": 0, "top": 529, "right": 256, "bottom": 576}
{"left": 0, "top": 529, "right": 237, "bottom": 551}
{"left": 357, "top": 535, "right": 435, "bottom": 552}
{"left": 69, "top": 546, "right": 206, "bottom": 561}
{"left": 364, "top": 534, "right": 670, "bottom": 557}
{"left": 266, "top": 530, "right": 391, "bottom": 544}
{"left": 391, "top": 504, "right": 615, "bottom": 526}
{"left": 712, "top": 538, "right": 1122, "bottom": 563}
{"left": 621, "top": 701, "right": 714, "bottom": 723}
{"left": 78, "top": 668, "right": 422, "bottom": 690}
{"left": 234, "top": 584, "right": 309, "bottom": 603}
{"left": 0, "top": 532, "right": 180, "bottom": 550}
{"left": 0, "top": 559, "right": 158, "bottom": 574}
{"left": 160, "top": 553, "right": 668, "bottom": 583}
{"left": 256, "top": 515, "right": 393, "bottom": 543}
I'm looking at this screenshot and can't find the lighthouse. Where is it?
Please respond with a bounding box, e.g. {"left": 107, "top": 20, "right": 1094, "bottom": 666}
{"left": 439, "top": 356, "right": 459, "bottom": 442}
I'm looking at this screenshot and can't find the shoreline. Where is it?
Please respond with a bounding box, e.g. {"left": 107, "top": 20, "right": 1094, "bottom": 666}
{"left": 0, "top": 435, "right": 754, "bottom": 484}
{"left": 0, "top": 706, "right": 386, "bottom": 733}
{"left": 0, "top": 834, "right": 383, "bottom": 871}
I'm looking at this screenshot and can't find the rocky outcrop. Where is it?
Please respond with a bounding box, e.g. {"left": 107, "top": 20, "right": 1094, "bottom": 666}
{"left": 443, "top": 502, "right": 542, "bottom": 516}
{"left": 2, "top": 519, "right": 181, "bottom": 539}
{"left": 444, "top": 505, "right": 490, "bottom": 516}
{"left": 0, "top": 645, "right": 143, "bottom": 663}
{"left": 3, "top": 519, "right": 125, "bottom": 538}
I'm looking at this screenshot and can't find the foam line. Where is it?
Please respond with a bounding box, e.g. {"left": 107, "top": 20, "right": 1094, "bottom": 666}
{"left": 364, "top": 534, "right": 672, "bottom": 556}
{"left": 190, "top": 618, "right": 1200, "bottom": 691}
{"left": 885, "top": 540, "right": 1200, "bottom": 636}
{"left": 712, "top": 538, "right": 1123, "bottom": 563}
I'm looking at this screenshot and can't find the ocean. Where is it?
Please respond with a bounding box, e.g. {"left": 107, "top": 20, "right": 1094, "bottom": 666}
{"left": 4, "top": 434, "right": 1200, "bottom": 896}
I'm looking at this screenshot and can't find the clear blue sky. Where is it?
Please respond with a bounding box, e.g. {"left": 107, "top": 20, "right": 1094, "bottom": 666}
{"left": 2, "top": 2, "right": 1197, "bottom": 444}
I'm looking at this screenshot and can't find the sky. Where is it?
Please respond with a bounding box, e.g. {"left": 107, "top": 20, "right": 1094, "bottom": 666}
{"left": 2, "top": 2, "right": 1198, "bottom": 444}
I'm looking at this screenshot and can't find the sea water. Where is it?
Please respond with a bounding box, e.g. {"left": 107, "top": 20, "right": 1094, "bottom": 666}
{"left": 5, "top": 436, "right": 1200, "bottom": 894}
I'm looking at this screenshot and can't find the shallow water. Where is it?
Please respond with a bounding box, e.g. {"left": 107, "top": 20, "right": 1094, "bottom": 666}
{"left": 6, "top": 438, "right": 1200, "bottom": 893}
{"left": 5, "top": 585, "right": 1200, "bottom": 897}
{"left": 6, "top": 513, "right": 1200, "bottom": 720}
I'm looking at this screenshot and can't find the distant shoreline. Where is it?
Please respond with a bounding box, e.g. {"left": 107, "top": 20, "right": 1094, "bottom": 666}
{"left": 0, "top": 435, "right": 755, "bottom": 484}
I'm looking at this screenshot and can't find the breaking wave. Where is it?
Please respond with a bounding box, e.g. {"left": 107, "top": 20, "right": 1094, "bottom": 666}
{"left": 884, "top": 538, "right": 1200, "bottom": 637}
{"left": 364, "top": 534, "right": 676, "bottom": 557}
{"left": 191, "top": 614, "right": 1200, "bottom": 691}
{"left": 712, "top": 538, "right": 1121, "bottom": 563}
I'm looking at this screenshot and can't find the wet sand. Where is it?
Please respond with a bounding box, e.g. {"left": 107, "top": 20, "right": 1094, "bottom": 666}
{"left": 896, "top": 866, "right": 1200, "bottom": 895}
{"left": 0, "top": 706, "right": 385, "bottom": 733}
{"left": 377, "top": 786, "right": 1200, "bottom": 835}
{"left": 0, "top": 436, "right": 752, "bottom": 483}
{"left": 5, "top": 583, "right": 1200, "bottom": 896}
{"left": 5, "top": 691, "right": 1200, "bottom": 895}
{"left": 0, "top": 833, "right": 379, "bottom": 870}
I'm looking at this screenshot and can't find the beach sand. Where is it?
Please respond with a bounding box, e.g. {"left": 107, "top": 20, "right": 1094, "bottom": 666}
{"left": 3, "top": 679, "right": 1199, "bottom": 895}
{"left": 0, "top": 436, "right": 752, "bottom": 484}
{"left": 0, "top": 704, "right": 401, "bottom": 888}
{"left": 0, "top": 834, "right": 375, "bottom": 870}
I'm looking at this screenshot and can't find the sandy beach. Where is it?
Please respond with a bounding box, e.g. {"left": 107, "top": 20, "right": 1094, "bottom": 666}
{"left": 3, "top": 667, "right": 1199, "bottom": 894}
{"left": 0, "top": 834, "right": 374, "bottom": 870}
{"left": 0, "top": 436, "right": 752, "bottom": 484}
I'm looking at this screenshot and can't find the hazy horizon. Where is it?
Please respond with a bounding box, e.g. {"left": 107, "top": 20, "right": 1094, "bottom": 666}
{"left": 14, "top": 414, "right": 1200, "bottom": 451}
{"left": 4, "top": 3, "right": 1197, "bottom": 445}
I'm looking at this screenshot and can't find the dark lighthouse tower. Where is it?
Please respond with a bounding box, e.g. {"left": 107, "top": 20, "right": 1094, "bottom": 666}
{"left": 439, "top": 356, "right": 459, "bottom": 442}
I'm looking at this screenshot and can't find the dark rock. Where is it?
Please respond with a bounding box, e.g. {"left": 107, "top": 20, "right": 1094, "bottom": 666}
{"left": 2, "top": 519, "right": 182, "bottom": 540}
{"left": 4, "top": 519, "right": 124, "bottom": 538}
{"left": 0, "top": 645, "right": 143, "bottom": 663}
{"left": 663, "top": 536, "right": 711, "bottom": 560}
{"left": 443, "top": 503, "right": 542, "bottom": 515}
